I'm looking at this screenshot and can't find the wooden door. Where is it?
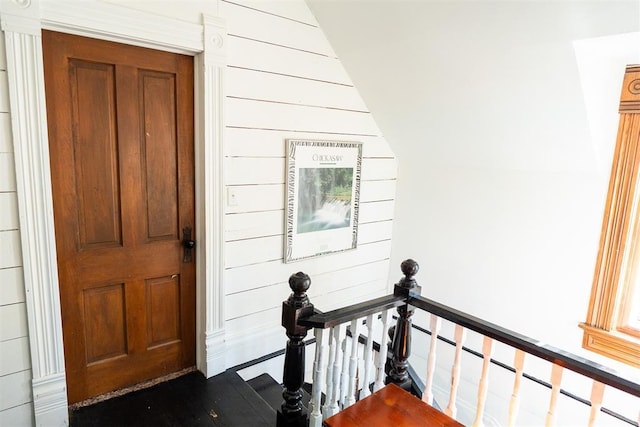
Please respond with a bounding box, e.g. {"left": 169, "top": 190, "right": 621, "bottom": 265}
{"left": 42, "top": 31, "right": 196, "bottom": 404}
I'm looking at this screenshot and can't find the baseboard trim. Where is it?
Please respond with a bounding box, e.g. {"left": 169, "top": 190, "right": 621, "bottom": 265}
{"left": 32, "top": 373, "right": 68, "bottom": 427}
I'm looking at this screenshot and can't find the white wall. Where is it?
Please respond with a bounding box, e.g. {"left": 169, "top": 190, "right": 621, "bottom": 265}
{"left": 0, "top": 35, "right": 34, "bottom": 426}
{"left": 0, "top": 0, "right": 396, "bottom": 423}
{"left": 306, "top": 0, "right": 640, "bottom": 423}
{"left": 307, "top": 0, "right": 639, "bottom": 359}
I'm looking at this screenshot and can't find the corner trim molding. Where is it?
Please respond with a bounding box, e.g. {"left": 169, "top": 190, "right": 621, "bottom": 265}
{"left": 0, "top": 2, "right": 226, "bottom": 425}
{"left": 195, "top": 14, "right": 227, "bottom": 378}
{"left": 2, "top": 19, "right": 69, "bottom": 425}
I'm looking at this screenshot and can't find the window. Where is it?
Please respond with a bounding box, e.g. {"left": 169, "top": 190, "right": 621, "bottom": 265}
{"left": 580, "top": 64, "right": 640, "bottom": 368}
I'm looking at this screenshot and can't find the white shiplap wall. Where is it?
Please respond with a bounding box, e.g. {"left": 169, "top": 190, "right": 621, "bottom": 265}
{"left": 220, "top": 0, "right": 397, "bottom": 363}
{"left": 0, "top": 34, "right": 34, "bottom": 426}
{"left": 0, "top": 0, "right": 397, "bottom": 422}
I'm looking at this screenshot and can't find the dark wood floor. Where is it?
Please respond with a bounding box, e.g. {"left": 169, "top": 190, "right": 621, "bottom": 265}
{"left": 70, "top": 370, "right": 278, "bottom": 427}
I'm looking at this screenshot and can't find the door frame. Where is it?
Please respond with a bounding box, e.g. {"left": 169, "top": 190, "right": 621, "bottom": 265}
{"left": 0, "top": 1, "right": 227, "bottom": 425}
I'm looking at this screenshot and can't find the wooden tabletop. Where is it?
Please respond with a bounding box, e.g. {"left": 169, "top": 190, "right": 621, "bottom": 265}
{"left": 323, "top": 383, "right": 464, "bottom": 427}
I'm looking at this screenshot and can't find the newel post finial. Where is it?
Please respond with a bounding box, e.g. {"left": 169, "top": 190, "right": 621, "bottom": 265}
{"left": 394, "top": 259, "right": 422, "bottom": 297}
{"left": 387, "top": 259, "right": 421, "bottom": 391}
{"left": 287, "top": 271, "right": 311, "bottom": 308}
{"left": 278, "top": 272, "right": 314, "bottom": 427}
{"left": 400, "top": 259, "right": 419, "bottom": 286}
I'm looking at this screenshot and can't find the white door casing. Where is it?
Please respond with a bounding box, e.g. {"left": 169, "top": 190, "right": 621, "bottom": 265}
{"left": 0, "top": 0, "right": 226, "bottom": 424}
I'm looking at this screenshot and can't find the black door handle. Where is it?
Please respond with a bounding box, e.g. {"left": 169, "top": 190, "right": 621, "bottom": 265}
{"left": 182, "top": 227, "right": 195, "bottom": 263}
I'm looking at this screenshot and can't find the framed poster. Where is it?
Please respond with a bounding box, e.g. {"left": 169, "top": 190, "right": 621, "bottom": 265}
{"left": 285, "top": 139, "right": 363, "bottom": 263}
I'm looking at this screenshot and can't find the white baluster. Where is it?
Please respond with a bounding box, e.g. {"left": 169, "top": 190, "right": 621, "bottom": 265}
{"left": 361, "top": 313, "right": 375, "bottom": 399}
{"left": 507, "top": 349, "right": 526, "bottom": 427}
{"left": 423, "top": 314, "right": 442, "bottom": 405}
{"left": 445, "top": 325, "right": 467, "bottom": 419}
{"left": 345, "top": 318, "right": 361, "bottom": 408}
{"left": 327, "top": 324, "right": 344, "bottom": 417}
{"left": 545, "top": 363, "right": 564, "bottom": 427}
{"left": 588, "top": 381, "right": 604, "bottom": 427}
{"left": 309, "top": 328, "right": 328, "bottom": 427}
{"left": 322, "top": 326, "right": 337, "bottom": 418}
{"left": 339, "top": 328, "right": 351, "bottom": 408}
{"left": 374, "top": 309, "right": 391, "bottom": 392}
{"left": 472, "top": 336, "right": 494, "bottom": 427}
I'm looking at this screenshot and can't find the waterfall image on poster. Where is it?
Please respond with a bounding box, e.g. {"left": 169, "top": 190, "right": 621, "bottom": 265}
{"left": 297, "top": 167, "right": 353, "bottom": 234}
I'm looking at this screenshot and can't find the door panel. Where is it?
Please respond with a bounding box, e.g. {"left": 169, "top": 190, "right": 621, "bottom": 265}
{"left": 146, "top": 275, "right": 181, "bottom": 348}
{"left": 71, "top": 59, "right": 122, "bottom": 249}
{"left": 43, "top": 30, "right": 195, "bottom": 404}
{"left": 83, "top": 283, "right": 127, "bottom": 364}
{"left": 140, "top": 71, "right": 179, "bottom": 241}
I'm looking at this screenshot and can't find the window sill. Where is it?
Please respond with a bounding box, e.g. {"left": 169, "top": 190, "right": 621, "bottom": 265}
{"left": 580, "top": 323, "right": 640, "bottom": 368}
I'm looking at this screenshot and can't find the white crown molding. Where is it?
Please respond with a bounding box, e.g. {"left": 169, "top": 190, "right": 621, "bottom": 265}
{"left": 1, "top": 2, "right": 226, "bottom": 425}
{"left": 40, "top": 0, "right": 203, "bottom": 54}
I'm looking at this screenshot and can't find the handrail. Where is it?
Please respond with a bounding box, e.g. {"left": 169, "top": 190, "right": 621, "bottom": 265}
{"left": 298, "top": 294, "right": 405, "bottom": 329}
{"left": 408, "top": 294, "right": 640, "bottom": 398}
{"left": 277, "top": 260, "right": 640, "bottom": 427}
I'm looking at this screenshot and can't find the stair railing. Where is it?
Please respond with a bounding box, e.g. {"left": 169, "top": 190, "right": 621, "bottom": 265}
{"left": 278, "top": 260, "right": 640, "bottom": 427}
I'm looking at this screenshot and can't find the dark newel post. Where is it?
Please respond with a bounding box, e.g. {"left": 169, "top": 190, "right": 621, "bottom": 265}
{"left": 386, "top": 259, "right": 421, "bottom": 391}
{"left": 277, "top": 272, "right": 314, "bottom": 427}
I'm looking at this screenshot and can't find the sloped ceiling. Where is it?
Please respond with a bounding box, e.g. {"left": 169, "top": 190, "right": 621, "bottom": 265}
{"left": 306, "top": 0, "right": 640, "bottom": 349}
